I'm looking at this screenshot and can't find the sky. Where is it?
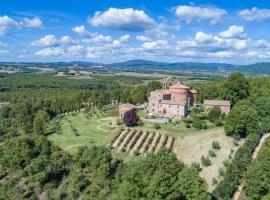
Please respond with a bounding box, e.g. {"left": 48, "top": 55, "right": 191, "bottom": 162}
{"left": 1, "top": 0, "right": 270, "bottom": 64}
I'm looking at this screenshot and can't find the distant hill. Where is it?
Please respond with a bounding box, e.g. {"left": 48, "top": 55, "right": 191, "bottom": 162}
{"left": 109, "top": 60, "right": 270, "bottom": 74}
{"left": 108, "top": 59, "right": 235, "bottom": 71}
{"left": 1, "top": 60, "right": 270, "bottom": 74}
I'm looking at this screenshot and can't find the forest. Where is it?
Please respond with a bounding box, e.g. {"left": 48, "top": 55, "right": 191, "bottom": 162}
{"left": 0, "top": 72, "right": 270, "bottom": 199}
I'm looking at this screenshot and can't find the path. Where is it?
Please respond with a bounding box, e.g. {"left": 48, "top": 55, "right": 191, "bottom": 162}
{"left": 233, "top": 133, "right": 270, "bottom": 200}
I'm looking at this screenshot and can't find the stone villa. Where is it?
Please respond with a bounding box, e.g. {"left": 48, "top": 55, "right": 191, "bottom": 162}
{"left": 118, "top": 79, "right": 231, "bottom": 120}
{"left": 148, "top": 82, "right": 197, "bottom": 119}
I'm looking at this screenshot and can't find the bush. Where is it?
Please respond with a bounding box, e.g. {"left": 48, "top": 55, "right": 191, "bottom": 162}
{"left": 201, "top": 156, "right": 211, "bottom": 166}
{"left": 212, "top": 178, "right": 218, "bottom": 185}
{"left": 212, "top": 141, "right": 221, "bottom": 150}
{"left": 208, "top": 106, "right": 221, "bottom": 123}
{"left": 233, "top": 140, "right": 239, "bottom": 146}
{"left": 223, "top": 159, "right": 230, "bottom": 167}
{"left": 153, "top": 124, "right": 161, "bottom": 129}
{"left": 192, "top": 118, "right": 207, "bottom": 130}
{"left": 219, "top": 168, "right": 225, "bottom": 176}
{"left": 208, "top": 149, "right": 216, "bottom": 157}
{"left": 191, "top": 162, "right": 202, "bottom": 172}
{"left": 123, "top": 109, "right": 139, "bottom": 127}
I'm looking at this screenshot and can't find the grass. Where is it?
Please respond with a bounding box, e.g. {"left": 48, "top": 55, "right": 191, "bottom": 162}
{"left": 140, "top": 122, "right": 197, "bottom": 137}
{"left": 48, "top": 112, "right": 122, "bottom": 154}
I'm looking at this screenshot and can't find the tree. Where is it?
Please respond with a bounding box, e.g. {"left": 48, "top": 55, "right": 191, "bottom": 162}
{"left": 34, "top": 110, "right": 49, "bottom": 135}
{"left": 178, "top": 167, "right": 211, "bottom": 200}
{"left": 224, "top": 72, "right": 250, "bottom": 105}
{"left": 147, "top": 81, "right": 162, "bottom": 95}
{"left": 123, "top": 109, "right": 139, "bottom": 127}
{"left": 224, "top": 100, "right": 259, "bottom": 138}
{"left": 208, "top": 106, "right": 221, "bottom": 123}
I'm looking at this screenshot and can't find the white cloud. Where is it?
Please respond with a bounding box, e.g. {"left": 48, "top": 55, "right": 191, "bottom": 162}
{"left": 119, "top": 34, "right": 130, "bottom": 43}
{"left": 174, "top": 5, "right": 227, "bottom": 24}
{"left": 35, "top": 47, "right": 64, "bottom": 57}
{"left": 195, "top": 31, "right": 215, "bottom": 43}
{"left": 219, "top": 25, "right": 245, "bottom": 38}
{"left": 0, "top": 15, "right": 19, "bottom": 35}
{"left": 23, "top": 17, "right": 43, "bottom": 28}
{"left": 136, "top": 35, "right": 152, "bottom": 42}
{"left": 59, "top": 36, "right": 75, "bottom": 45}
{"left": 32, "top": 35, "right": 58, "bottom": 47}
{"left": 89, "top": 8, "right": 155, "bottom": 32}
{"left": 67, "top": 45, "right": 85, "bottom": 57}
{"left": 238, "top": 7, "right": 270, "bottom": 21}
{"left": 0, "top": 50, "right": 9, "bottom": 55}
{"left": 207, "top": 51, "right": 235, "bottom": 58}
{"left": 142, "top": 40, "right": 168, "bottom": 50}
{"left": 0, "top": 15, "right": 19, "bottom": 27}
{"left": 72, "top": 25, "right": 94, "bottom": 38}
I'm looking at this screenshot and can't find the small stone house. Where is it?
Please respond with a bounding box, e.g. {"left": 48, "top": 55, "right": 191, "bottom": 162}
{"left": 204, "top": 100, "right": 231, "bottom": 114}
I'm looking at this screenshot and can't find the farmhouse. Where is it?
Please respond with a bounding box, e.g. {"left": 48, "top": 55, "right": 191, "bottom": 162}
{"left": 204, "top": 100, "right": 231, "bottom": 114}
{"left": 119, "top": 103, "right": 135, "bottom": 119}
{"left": 148, "top": 82, "right": 197, "bottom": 119}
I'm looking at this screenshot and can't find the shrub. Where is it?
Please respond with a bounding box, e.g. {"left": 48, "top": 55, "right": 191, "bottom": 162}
{"left": 233, "top": 140, "right": 239, "bottom": 146}
{"left": 208, "top": 106, "right": 221, "bottom": 123}
{"left": 191, "top": 162, "right": 202, "bottom": 172}
{"left": 153, "top": 124, "right": 161, "bottom": 129}
{"left": 219, "top": 168, "right": 225, "bottom": 176}
{"left": 208, "top": 149, "right": 216, "bottom": 157}
{"left": 212, "top": 178, "right": 218, "bottom": 185}
{"left": 185, "top": 123, "right": 191, "bottom": 128}
{"left": 123, "top": 109, "right": 139, "bottom": 127}
{"left": 212, "top": 141, "right": 221, "bottom": 150}
{"left": 192, "top": 118, "right": 207, "bottom": 130}
{"left": 201, "top": 156, "right": 211, "bottom": 166}
{"left": 223, "top": 159, "right": 230, "bottom": 167}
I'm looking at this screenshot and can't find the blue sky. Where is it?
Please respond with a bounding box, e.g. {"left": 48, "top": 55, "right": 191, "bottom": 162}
{"left": 1, "top": 0, "right": 270, "bottom": 64}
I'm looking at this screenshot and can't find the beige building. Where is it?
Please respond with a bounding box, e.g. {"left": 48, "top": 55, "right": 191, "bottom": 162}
{"left": 148, "top": 82, "right": 197, "bottom": 119}
{"left": 204, "top": 100, "right": 231, "bottom": 114}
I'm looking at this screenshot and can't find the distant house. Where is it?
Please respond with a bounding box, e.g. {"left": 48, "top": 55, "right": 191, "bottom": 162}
{"left": 204, "top": 100, "right": 231, "bottom": 114}
{"left": 119, "top": 103, "right": 136, "bottom": 119}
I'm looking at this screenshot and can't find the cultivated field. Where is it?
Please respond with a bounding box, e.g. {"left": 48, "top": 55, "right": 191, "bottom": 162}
{"left": 109, "top": 128, "right": 174, "bottom": 156}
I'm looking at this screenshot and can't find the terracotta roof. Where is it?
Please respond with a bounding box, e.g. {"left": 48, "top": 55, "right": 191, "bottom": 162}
{"left": 119, "top": 103, "right": 135, "bottom": 111}
{"left": 169, "top": 82, "right": 189, "bottom": 89}
{"left": 204, "top": 100, "right": 230, "bottom": 106}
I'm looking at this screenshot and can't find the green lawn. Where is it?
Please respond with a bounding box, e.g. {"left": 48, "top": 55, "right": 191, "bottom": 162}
{"left": 48, "top": 112, "right": 122, "bottom": 154}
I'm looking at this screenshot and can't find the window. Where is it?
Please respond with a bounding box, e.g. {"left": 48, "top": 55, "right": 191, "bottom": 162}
{"left": 152, "top": 103, "right": 155, "bottom": 106}
{"left": 152, "top": 109, "right": 154, "bottom": 112}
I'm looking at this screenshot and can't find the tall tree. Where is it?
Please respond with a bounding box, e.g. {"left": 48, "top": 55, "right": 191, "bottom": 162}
{"left": 224, "top": 100, "right": 259, "bottom": 138}
{"left": 224, "top": 72, "right": 250, "bottom": 105}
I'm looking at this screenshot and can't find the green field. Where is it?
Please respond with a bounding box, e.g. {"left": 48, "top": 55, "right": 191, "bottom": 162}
{"left": 48, "top": 112, "right": 122, "bottom": 154}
